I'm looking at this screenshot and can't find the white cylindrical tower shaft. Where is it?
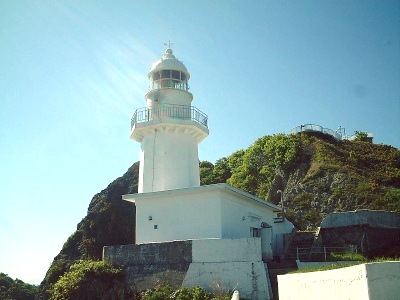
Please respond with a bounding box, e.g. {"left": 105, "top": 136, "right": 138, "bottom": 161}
{"left": 131, "top": 47, "right": 209, "bottom": 193}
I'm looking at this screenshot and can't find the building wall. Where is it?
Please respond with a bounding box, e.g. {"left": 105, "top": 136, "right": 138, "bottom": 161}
{"left": 219, "top": 191, "right": 293, "bottom": 257}
{"left": 135, "top": 189, "right": 222, "bottom": 244}
{"left": 132, "top": 184, "right": 294, "bottom": 246}
{"left": 278, "top": 262, "right": 400, "bottom": 300}
{"left": 220, "top": 194, "right": 276, "bottom": 239}
{"left": 139, "top": 129, "right": 200, "bottom": 193}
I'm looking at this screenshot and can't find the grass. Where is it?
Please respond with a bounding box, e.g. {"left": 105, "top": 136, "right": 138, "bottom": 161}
{"left": 289, "top": 262, "right": 362, "bottom": 274}
{"left": 328, "top": 252, "right": 366, "bottom": 261}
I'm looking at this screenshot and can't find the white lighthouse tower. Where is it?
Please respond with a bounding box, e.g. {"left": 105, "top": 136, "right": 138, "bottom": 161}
{"left": 116, "top": 45, "right": 295, "bottom": 300}
{"left": 130, "top": 46, "right": 209, "bottom": 193}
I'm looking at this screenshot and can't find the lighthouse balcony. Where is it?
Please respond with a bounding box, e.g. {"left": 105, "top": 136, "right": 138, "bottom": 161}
{"left": 131, "top": 104, "right": 208, "bottom": 129}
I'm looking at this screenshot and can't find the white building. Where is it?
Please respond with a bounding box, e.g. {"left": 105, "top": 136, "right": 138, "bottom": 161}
{"left": 123, "top": 183, "right": 293, "bottom": 258}
{"left": 120, "top": 46, "right": 294, "bottom": 300}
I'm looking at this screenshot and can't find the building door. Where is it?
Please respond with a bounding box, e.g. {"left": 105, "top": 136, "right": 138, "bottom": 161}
{"left": 251, "top": 227, "right": 260, "bottom": 237}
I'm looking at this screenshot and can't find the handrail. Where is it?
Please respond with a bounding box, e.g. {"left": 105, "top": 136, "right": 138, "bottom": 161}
{"left": 291, "top": 124, "right": 342, "bottom": 141}
{"left": 131, "top": 104, "right": 208, "bottom": 129}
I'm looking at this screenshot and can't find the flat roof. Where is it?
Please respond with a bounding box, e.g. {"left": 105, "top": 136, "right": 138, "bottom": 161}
{"left": 320, "top": 209, "right": 400, "bottom": 229}
{"left": 122, "top": 183, "right": 280, "bottom": 212}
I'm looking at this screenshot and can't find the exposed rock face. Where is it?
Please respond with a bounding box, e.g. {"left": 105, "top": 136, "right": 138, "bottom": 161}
{"left": 267, "top": 135, "right": 400, "bottom": 230}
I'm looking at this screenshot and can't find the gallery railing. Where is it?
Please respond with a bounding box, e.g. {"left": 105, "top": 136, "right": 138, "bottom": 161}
{"left": 131, "top": 104, "right": 208, "bottom": 129}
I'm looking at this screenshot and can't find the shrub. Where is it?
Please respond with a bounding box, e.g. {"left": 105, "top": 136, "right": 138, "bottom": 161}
{"left": 141, "top": 285, "right": 230, "bottom": 300}
{"left": 49, "top": 260, "right": 123, "bottom": 300}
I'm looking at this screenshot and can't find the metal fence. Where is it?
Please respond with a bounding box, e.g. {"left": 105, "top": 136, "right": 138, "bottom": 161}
{"left": 131, "top": 104, "right": 208, "bottom": 129}
{"left": 291, "top": 124, "right": 342, "bottom": 141}
{"left": 295, "top": 246, "right": 359, "bottom": 262}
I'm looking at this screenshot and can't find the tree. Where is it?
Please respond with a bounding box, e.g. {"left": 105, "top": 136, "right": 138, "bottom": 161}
{"left": 199, "top": 161, "right": 214, "bottom": 185}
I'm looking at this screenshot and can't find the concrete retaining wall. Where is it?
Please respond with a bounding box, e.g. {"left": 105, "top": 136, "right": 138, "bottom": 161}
{"left": 103, "top": 240, "right": 192, "bottom": 291}
{"left": 183, "top": 238, "right": 272, "bottom": 300}
{"left": 278, "top": 261, "right": 400, "bottom": 300}
{"left": 103, "top": 238, "right": 273, "bottom": 300}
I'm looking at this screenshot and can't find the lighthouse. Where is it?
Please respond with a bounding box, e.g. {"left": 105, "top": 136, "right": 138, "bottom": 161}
{"left": 130, "top": 46, "right": 209, "bottom": 193}
{"left": 112, "top": 45, "right": 295, "bottom": 300}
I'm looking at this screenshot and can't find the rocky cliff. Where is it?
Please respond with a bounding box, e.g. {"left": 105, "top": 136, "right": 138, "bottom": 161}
{"left": 37, "top": 163, "right": 139, "bottom": 299}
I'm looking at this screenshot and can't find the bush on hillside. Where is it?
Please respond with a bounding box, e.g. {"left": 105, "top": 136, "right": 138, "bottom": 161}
{"left": 49, "top": 260, "right": 127, "bottom": 300}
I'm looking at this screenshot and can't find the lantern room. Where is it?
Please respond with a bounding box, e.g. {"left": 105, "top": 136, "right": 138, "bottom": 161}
{"left": 147, "top": 48, "right": 190, "bottom": 92}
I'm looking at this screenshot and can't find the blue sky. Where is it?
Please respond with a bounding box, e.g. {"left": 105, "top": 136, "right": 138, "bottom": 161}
{"left": 1, "top": 1, "right": 399, "bottom": 284}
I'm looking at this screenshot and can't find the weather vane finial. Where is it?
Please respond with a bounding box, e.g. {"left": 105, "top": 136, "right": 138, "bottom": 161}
{"left": 164, "top": 40, "right": 174, "bottom": 49}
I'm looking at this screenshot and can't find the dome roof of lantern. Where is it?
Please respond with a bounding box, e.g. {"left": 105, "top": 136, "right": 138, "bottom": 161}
{"left": 148, "top": 48, "right": 190, "bottom": 79}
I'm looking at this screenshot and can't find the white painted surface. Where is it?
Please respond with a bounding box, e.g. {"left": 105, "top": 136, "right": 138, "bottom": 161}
{"left": 278, "top": 261, "right": 400, "bottom": 300}
{"left": 192, "top": 238, "right": 262, "bottom": 263}
{"left": 123, "top": 183, "right": 292, "bottom": 245}
{"left": 148, "top": 48, "right": 189, "bottom": 79}
{"left": 260, "top": 227, "right": 273, "bottom": 261}
{"left": 183, "top": 238, "right": 272, "bottom": 300}
{"left": 184, "top": 262, "right": 271, "bottom": 300}
{"left": 132, "top": 188, "right": 222, "bottom": 244}
{"left": 220, "top": 193, "right": 275, "bottom": 238}
{"left": 132, "top": 48, "right": 208, "bottom": 193}
{"left": 146, "top": 88, "right": 193, "bottom": 107}
{"left": 137, "top": 126, "right": 201, "bottom": 193}
{"left": 366, "top": 262, "right": 400, "bottom": 300}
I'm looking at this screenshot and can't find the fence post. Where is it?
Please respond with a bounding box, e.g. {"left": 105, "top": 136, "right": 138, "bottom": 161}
{"left": 324, "top": 247, "right": 327, "bottom": 261}
{"left": 296, "top": 247, "right": 299, "bottom": 261}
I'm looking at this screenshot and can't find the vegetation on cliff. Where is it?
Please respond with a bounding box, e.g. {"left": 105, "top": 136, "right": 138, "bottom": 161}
{"left": 202, "top": 133, "right": 400, "bottom": 229}
{"left": 0, "top": 273, "right": 38, "bottom": 300}
{"left": 48, "top": 260, "right": 128, "bottom": 300}
{"left": 37, "top": 163, "right": 139, "bottom": 299}
{"left": 36, "top": 132, "right": 399, "bottom": 299}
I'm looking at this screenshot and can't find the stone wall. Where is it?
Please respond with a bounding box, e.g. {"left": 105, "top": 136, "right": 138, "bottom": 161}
{"left": 103, "top": 238, "right": 273, "bottom": 300}
{"left": 103, "top": 240, "right": 192, "bottom": 291}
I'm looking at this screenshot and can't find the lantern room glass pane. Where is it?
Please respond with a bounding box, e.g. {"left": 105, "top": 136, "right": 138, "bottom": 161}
{"left": 149, "top": 70, "right": 188, "bottom": 91}
{"left": 160, "top": 70, "right": 170, "bottom": 78}
{"left": 171, "top": 70, "right": 180, "bottom": 80}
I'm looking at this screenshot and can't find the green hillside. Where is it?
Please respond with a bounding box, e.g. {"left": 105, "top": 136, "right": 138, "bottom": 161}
{"left": 201, "top": 133, "right": 400, "bottom": 229}
{"left": 35, "top": 133, "right": 400, "bottom": 299}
